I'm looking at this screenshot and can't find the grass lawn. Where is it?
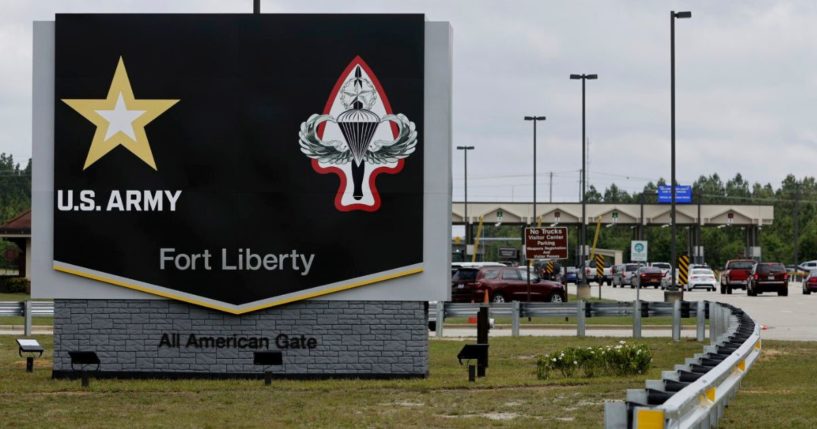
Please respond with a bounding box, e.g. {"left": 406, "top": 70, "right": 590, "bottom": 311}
{"left": 1, "top": 316, "right": 54, "bottom": 326}
{"left": 720, "top": 340, "right": 817, "bottom": 428}
{"left": 0, "top": 335, "right": 699, "bottom": 428}
{"left": 0, "top": 292, "right": 35, "bottom": 301}
{"left": 0, "top": 337, "right": 811, "bottom": 427}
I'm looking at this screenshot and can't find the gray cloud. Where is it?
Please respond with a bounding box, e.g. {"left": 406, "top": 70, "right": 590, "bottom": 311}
{"left": 2, "top": 0, "right": 814, "bottom": 202}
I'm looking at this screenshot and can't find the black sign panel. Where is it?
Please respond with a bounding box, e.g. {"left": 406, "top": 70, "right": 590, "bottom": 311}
{"left": 53, "top": 14, "right": 424, "bottom": 312}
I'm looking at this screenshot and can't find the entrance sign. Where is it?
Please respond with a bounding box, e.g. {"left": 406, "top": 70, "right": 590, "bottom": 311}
{"left": 525, "top": 227, "right": 568, "bottom": 260}
{"left": 631, "top": 240, "right": 648, "bottom": 262}
{"left": 33, "top": 14, "right": 452, "bottom": 314}
{"left": 658, "top": 185, "right": 692, "bottom": 204}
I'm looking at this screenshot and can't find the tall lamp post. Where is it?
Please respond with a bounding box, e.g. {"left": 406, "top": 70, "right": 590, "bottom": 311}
{"left": 457, "top": 146, "right": 475, "bottom": 261}
{"left": 569, "top": 73, "right": 597, "bottom": 292}
{"left": 524, "top": 116, "right": 546, "bottom": 305}
{"left": 668, "top": 11, "right": 691, "bottom": 299}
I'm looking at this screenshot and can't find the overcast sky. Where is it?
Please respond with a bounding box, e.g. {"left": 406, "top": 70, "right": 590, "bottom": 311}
{"left": 3, "top": 0, "right": 816, "bottom": 202}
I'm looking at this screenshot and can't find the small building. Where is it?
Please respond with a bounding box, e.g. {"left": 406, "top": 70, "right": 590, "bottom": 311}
{"left": 0, "top": 210, "right": 31, "bottom": 280}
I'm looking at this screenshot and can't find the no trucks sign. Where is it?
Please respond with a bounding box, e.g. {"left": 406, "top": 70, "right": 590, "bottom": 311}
{"left": 525, "top": 227, "right": 568, "bottom": 260}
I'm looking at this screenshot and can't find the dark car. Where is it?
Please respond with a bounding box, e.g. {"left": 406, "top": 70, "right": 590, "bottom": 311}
{"left": 747, "top": 262, "right": 788, "bottom": 296}
{"left": 452, "top": 266, "right": 566, "bottom": 303}
{"left": 633, "top": 266, "right": 663, "bottom": 289}
{"left": 803, "top": 270, "right": 817, "bottom": 295}
{"left": 562, "top": 267, "right": 579, "bottom": 285}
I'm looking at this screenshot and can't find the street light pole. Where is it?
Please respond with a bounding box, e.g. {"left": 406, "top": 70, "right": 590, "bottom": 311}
{"left": 569, "top": 74, "right": 597, "bottom": 291}
{"left": 524, "top": 116, "right": 546, "bottom": 305}
{"left": 669, "top": 11, "right": 691, "bottom": 298}
{"left": 456, "top": 146, "right": 475, "bottom": 260}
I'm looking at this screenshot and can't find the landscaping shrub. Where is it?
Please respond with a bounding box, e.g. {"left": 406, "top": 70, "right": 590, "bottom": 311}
{"left": 0, "top": 277, "right": 30, "bottom": 293}
{"left": 536, "top": 341, "right": 652, "bottom": 380}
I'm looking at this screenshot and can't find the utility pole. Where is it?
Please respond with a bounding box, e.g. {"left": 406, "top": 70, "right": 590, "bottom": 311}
{"left": 549, "top": 171, "right": 553, "bottom": 203}
{"left": 793, "top": 181, "right": 801, "bottom": 266}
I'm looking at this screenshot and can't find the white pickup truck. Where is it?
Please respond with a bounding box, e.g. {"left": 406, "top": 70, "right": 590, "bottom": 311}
{"left": 584, "top": 261, "right": 613, "bottom": 285}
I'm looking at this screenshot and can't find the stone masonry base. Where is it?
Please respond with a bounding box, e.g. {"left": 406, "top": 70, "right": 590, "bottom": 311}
{"left": 52, "top": 299, "right": 428, "bottom": 378}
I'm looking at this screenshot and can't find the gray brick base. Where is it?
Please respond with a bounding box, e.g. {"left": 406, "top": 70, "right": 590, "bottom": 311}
{"left": 53, "top": 299, "right": 428, "bottom": 378}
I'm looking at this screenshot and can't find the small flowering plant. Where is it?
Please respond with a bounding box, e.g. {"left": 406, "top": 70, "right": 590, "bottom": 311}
{"left": 536, "top": 341, "right": 652, "bottom": 380}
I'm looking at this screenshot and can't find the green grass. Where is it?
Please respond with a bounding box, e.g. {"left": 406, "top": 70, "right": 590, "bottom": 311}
{"left": 1, "top": 316, "right": 53, "bottom": 326}
{"left": 0, "top": 292, "right": 34, "bottom": 301}
{"left": 720, "top": 340, "right": 817, "bottom": 428}
{"left": 0, "top": 335, "right": 704, "bottom": 428}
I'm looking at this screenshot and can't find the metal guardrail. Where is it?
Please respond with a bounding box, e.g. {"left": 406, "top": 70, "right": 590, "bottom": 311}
{"left": 0, "top": 301, "right": 55, "bottom": 335}
{"left": 604, "top": 302, "right": 760, "bottom": 429}
{"left": 430, "top": 300, "right": 706, "bottom": 339}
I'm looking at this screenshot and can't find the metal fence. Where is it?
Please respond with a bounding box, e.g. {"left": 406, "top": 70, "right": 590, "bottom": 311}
{"left": 430, "top": 300, "right": 707, "bottom": 340}
{"left": 0, "top": 301, "right": 54, "bottom": 335}
{"left": 604, "top": 302, "right": 760, "bottom": 428}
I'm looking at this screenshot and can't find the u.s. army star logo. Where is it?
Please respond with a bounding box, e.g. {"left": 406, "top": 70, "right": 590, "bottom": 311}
{"left": 62, "top": 57, "right": 179, "bottom": 170}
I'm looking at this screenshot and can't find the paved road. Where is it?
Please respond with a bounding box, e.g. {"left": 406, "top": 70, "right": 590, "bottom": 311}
{"left": 571, "top": 281, "right": 817, "bottom": 341}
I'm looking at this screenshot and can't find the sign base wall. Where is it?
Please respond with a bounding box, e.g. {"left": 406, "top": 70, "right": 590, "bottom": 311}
{"left": 52, "top": 299, "right": 428, "bottom": 378}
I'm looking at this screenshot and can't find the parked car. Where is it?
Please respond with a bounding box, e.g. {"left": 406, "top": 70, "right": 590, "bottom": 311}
{"left": 562, "top": 267, "right": 579, "bottom": 285}
{"left": 720, "top": 259, "right": 756, "bottom": 294}
{"left": 452, "top": 266, "right": 567, "bottom": 303}
{"left": 633, "top": 266, "right": 664, "bottom": 289}
{"left": 798, "top": 260, "right": 817, "bottom": 273}
{"left": 649, "top": 262, "right": 672, "bottom": 276}
{"left": 685, "top": 268, "right": 717, "bottom": 292}
{"left": 803, "top": 270, "right": 817, "bottom": 295}
{"left": 612, "top": 263, "right": 641, "bottom": 288}
{"left": 747, "top": 262, "right": 788, "bottom": 297}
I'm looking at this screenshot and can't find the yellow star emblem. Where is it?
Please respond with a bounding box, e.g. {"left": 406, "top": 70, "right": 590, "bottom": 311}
{"left": 62, "top": 57, "right": 179, "bottom": 170}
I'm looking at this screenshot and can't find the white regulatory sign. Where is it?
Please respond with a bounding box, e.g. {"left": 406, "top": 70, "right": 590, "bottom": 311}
{"left": 631, "top": 240, "right": 648, "bottom": 262}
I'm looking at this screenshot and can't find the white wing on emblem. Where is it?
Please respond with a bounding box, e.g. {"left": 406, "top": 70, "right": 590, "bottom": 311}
{"left": 366, "top": 114, "right": 417, "bottom": 165}
{"left": 298, "top": 114, "right": 352, "bottom": 165}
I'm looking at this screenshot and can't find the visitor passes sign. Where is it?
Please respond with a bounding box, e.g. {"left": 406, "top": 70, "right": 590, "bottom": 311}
{"left": 51, "top": 14, "right": 426, "bottom": 313}
{"left": 525, "top": 227, "right": 568, "bottom": 260}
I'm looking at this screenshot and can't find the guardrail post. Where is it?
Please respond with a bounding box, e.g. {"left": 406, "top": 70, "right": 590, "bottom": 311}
{"left": 577, "top": 300, "right": 586, "bottom": 337}
{"left": 435, "top": 301, "right": 444, "bottom": 338}
{"left": 633, "top": 299, "right": 642, "bottom": 339}
{"left": 512, "top": 301, "right": 520, "bottom": 337}
{"left": 24, "top": 300, "right": 32, "bottom": 336}
{"left": 710, "top": 302, "right": 719, "bottom": 345}
{"left": 672, "top": 299, "right": 681, "bottom": 342}
{"left": 696, "top": 300, "right": 705, "bottom": 342}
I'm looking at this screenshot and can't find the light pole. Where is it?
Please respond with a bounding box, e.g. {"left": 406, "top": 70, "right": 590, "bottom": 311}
{"left": 669, "top": 11, "right": 691, "bottom": 298}
{"left": 524, "top": 116, "right": 545, "bottom": 305}
{"left": 569, "top": 73, "right": 597, "bottom": 290}
{"left": 457, "top": 145, "right": 475, "bottom": 261}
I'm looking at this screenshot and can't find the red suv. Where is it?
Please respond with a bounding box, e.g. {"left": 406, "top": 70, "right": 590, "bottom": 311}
{"left": 720, "top": 259, "right": 756, "bottom": 294}
{"left": 747, "top": 262, "right": 788, "bottom": 296}
{"left": 452, "top": 266, "right": 566, "bottom": 303}
{"left": 803, "top": 270, "right": 817, "bottom": 294}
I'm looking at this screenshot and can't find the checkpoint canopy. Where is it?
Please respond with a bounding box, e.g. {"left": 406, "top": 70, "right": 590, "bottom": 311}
{"left": 33, "top": 14, "right": 453, "bottom": 313}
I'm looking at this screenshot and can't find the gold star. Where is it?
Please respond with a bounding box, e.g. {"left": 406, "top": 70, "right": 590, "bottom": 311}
{"left": 62, "top": 57, "right": 179, "bottom": 170}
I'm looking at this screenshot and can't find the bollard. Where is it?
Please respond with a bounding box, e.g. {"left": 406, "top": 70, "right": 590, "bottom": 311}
{"left": 672, "top": 299, "right": 681, "bottom": 342}
{"left": 697, "top": 301, "right": 706, "bottom": 342}
{"left": 577, "top": 300, "right": 586, "bottom": 337}
{"left": 435, "top": 301, "right": 445, "bottom": 338}
{"left": 476, "top": 306, "right": 489, "bottom": 377}
{"left": 24, "top": 300, "right": 32, "bottom": 336}
{"left": 512, "top": 301, "right": 520, "bottom": 337}
{"left": 633, "top": 299, "right": 642, "bottom": 339}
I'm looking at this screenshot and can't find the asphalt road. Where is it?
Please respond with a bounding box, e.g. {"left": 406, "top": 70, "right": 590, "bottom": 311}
{"left": 573, "top": 281, "right": 817, "bottom": 341}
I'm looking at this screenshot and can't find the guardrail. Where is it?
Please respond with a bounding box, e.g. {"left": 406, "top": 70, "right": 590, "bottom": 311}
{"left": 604, "top": 302, "right": 760, "bottom": 428}
{"left": 430, "top": 300, "right": 707, "bottom": 340}
{"left": 0, "top": 301, "right": 55, "bottom": 335}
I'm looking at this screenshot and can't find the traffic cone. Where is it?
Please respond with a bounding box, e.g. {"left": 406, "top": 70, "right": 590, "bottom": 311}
{"left": 484, "top": 289, "right": 490, "bottom": 304}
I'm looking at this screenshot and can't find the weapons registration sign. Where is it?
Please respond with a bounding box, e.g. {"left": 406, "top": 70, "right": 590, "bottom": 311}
{"left": 52, "top": 14, "right": 425, "bottom": 313}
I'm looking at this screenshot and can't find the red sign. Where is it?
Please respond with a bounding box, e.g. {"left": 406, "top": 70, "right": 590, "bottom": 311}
{"left": 525, "top": 227, "right": 568, "bottom": 260}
